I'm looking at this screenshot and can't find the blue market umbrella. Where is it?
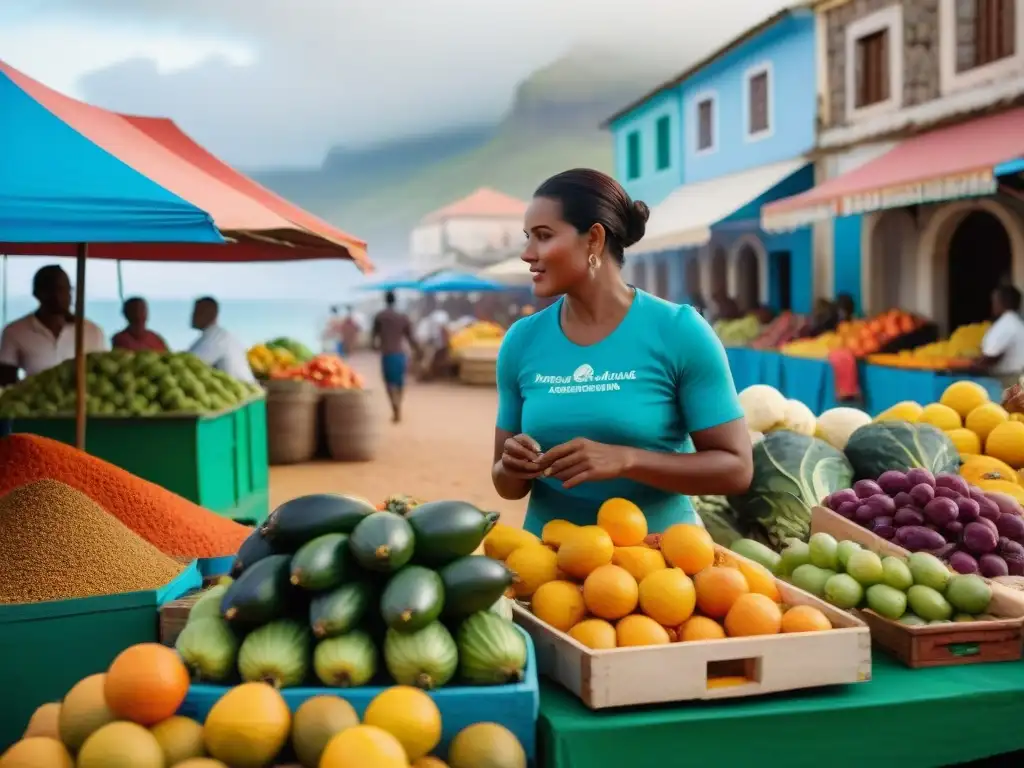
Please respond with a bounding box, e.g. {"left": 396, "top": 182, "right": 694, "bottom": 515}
{"left": 419, "top": 271, "right": 505, "bottom": 293}
{"left": 360, "top": 270, "right": 424, "bottom": 291}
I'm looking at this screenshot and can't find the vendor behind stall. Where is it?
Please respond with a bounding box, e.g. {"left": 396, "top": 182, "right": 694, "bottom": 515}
{"left": 980, "top": 285, "right": 1024, "bottom": 388}
{"left": 0, "top": 265, "right": 108, "bottom": 385}
{"left": 188, "top": 297, "right": 257, "bottom": 384}
{"left": 111, "top": 297, "right": 168, "bottom": 352}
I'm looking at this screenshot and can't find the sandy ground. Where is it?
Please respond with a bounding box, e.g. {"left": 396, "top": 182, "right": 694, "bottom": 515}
{"left": 269, "top": 352, "right": 527, "bottom": 527}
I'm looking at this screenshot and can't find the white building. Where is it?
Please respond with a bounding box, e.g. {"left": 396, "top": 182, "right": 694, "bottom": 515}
{"left": 410, "top": 188, "right": 527, "bottom": 274}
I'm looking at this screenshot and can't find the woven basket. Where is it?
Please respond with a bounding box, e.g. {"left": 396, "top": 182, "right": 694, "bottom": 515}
{"left": 265, "top": 381, "right": 319, "bottom": 465}
{"left": 322, "top": 388, "right": 380, "bottom": 462}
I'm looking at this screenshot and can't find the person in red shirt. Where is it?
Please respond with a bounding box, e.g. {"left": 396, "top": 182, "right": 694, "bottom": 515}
{"left": 111, "top": 297, "right": 169, "bottom": 352}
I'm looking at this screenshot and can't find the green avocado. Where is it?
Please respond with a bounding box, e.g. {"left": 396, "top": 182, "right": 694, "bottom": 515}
{"left": 381, "top": 566, "right": 445, "bottom": 633}
{"left": 438, "top": 555, "right": 514, "bottom": 620}
{"left": 309, "top": 581, "right": 375, "bottom": 639}
{"left": 261, "top": 494, "right": 376, "bottom": 549}
{"left": 290, "top": 533, "right": 351, "bottom": 591}
{"left": 406, "top": 501, "right": 500, "bottom": 566}
{"left": 220, "top": 554, "right": 291, "bottom": 626}
{"left": 349, "top": 512, "right": 416, "bottom": 573}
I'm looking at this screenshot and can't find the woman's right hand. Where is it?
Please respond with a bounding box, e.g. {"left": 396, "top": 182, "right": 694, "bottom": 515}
{"left": 500, "top": 433, "right": 543, "bottom": 479}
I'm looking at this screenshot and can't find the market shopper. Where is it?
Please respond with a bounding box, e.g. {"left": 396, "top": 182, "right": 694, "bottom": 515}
{"left": 111, "top": 297, "right": 169, "bottom": 352}
{"left": 492, "top": 168, "right": 753, "bottom": 536}
{"left": 979, "top": 285, "right": 1024, "bottom": 387}
{"left": 372, "top": 291, "right": 421, "bottom": 423}
{"left": 0, "top": 265, "right": 108, "bottom": 385}
{"left": 187, "top": 297, "right": 257, "bottom": 384}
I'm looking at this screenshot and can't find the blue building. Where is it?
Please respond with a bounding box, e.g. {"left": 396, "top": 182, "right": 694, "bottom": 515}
{"left": 604, "top": 4, "right": 818, "bottom": 314}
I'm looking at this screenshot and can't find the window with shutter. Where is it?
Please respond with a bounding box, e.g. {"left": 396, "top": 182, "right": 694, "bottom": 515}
{"left": 696, "top": 98, "right": 715, "bottom": 151}
{"left": 855, "top": 29, "right": 891, "bottom": 108}
{"left": 626, "top": 131, "right": 641, "bottom": 180}
{"left": 655, "top": 116, "right": 671, "bottom": 171}
{"left": 970, "top": 0, "right": 1016, "bottom": 69}
{"left": 747, "top": 70, "right": 770, "bottom": 136}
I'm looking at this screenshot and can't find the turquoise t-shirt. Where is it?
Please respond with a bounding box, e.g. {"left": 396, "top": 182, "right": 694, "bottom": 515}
{"left": 496, "top": 289, "right": 743, "bottom": 536}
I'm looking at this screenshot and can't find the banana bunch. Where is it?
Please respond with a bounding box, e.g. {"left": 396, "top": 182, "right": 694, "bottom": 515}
{"left": 449, "top": 321, "right": 505, "bottom": 353}
{"left": 247, "top": 344, "right": 297, "bottom": 377}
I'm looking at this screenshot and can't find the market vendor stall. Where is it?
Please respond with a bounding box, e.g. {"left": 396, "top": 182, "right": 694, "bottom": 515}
{"left": 538, "top": 652, "right": 1024, "bottom": 768}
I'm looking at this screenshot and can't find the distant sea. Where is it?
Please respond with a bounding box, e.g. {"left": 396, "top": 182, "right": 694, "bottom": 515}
{"left": 1, "top": 297, "right": 338, "bottom": 353}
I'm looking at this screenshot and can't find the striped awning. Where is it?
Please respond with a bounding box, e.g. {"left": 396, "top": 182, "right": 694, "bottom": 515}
{"left": 762, "top": 108, "right": 1024, "bottom": 232}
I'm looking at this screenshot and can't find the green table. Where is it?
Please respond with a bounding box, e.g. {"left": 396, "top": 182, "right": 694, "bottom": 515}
{"left": 539, "top": 652, "right": 1024, "bottom": 767}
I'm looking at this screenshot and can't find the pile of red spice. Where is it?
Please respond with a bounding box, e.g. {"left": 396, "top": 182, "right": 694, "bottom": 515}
{"left": 0, "top": 434, "right": 251, "bottom": 558}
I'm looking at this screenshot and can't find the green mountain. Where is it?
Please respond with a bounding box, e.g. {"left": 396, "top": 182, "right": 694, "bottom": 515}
{"left": 253, "top": 49, "right": 678, "bottom": 264}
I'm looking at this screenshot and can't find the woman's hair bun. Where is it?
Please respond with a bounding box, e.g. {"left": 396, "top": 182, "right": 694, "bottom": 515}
{"left": 624, "top": 199, "right": 650, "bottom": 248}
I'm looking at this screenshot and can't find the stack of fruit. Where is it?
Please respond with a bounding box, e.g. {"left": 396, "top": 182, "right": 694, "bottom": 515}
{"left": 7, "top": 642, "right": 525, "bottom": 767}
{"left": 0, "top": 350, "right": 260, "bottom": 418}
{"left": 484, "top": 499, "right": 837, "bottom": 649}
{"left": 869, "top": 321, "right": 990, "bottom": 370}
{"left": 268, "top": 337, "right": 316, "bottom": 362}
{"left": 175, "top": 494, "right": 527, "bottom": 694}
{"left": 876, "top": 380, "right": 1024, "bottom": 493}
{"left": 736, "top": 383, "right": 873, "bottom": 450}
{"left": 750, "top": 312, "right": 812, "bottom": 350}
{"left": 448, "top": 322, "right": 505, "bottom": 356}
{"left": 248, "top": 344, "right": 298, "bottom": 379}
{"left": 270, "top": 354, "right": 365, "bottom": 389}
{"left": 713, "top": 315, "right": 762, "bottom": 347}
{"left": 821, "top": 468, "right": 1024, "bottom": 577}
{"left": 778, "top": 534, "right": 995, "bottom": 625}
{"left": 781, "top": 310, "right": 924, "bottom": 359}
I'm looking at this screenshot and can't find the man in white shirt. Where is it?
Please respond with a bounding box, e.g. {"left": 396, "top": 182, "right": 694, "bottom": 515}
{"left": 981, "top": 285, "right": 1024, "bottom": 387}
{"left": 0, "top": 265, "right": 108, "bottom": 385}
{"left": 188, "top": 297, "right": 257, "bottom": 384}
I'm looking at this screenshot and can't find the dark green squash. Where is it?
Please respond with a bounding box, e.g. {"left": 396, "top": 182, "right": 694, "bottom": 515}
{"left": 845, "top": 421, "right": 960, "bottom": 480}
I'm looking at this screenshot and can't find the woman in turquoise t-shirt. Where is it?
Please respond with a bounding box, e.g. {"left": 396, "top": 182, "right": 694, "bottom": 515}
{"left": 491, "top": 169, "right": 753, "bottom": 536}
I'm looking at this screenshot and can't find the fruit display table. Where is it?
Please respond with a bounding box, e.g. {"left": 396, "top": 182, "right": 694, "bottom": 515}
{"left": 862, "top": 366, "right": 1004, "bottom": 416}
{"left": 725, "top": 348, "right": 784, "bottom": 394}
{"left": 538, "top": 651, "right": 1024, "bottom": 768}
{"left": 11, "top": 399, "right": 269, "bottom": 524}
{"left": 777, "top": 355, "right": 840, "bottom": 416}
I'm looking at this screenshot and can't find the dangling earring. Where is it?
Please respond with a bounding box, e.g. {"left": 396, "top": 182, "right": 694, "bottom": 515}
{"left": 588, "top": 253, "right": 600, "bottom": 276}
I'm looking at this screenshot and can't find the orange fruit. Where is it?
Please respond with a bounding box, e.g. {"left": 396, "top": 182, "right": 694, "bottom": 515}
{"left": 541, "top": 519, "right": 578, "bottom": 551}
{"left": 531, "top": 580, "right": 586, "bottom": 633}
{"left": 597, "top": 498, "right": 648, "bottom": 546}
{"left": 568, "top": 619, "right": 618, "bottom": 649}
{"left": 678, "top": 616, "right": 727, "bottom": 641}
{"left": 781, "top": 605, "right": 833, "bottom": 633}
{"left": 736, "top": 560, "right": 781, "bottom": 602}
{"left": 507, "top": 544, "right": 559, "bottom": 598}
{"left": 612, "top": 545, "right": 666, "bottom": 583}
{"left": 583, "top": 564, "right": 639, "bottom": 620}
{"left": 724, "top": 593, "right": 783, "bottom": 637}
{"left": 694, "top": 567, "right": 750, "bottom": 618}
{"left": 659, "top": 524, "right": 715, "bottom": 575}
{"left": 557, "top": 525, "right": 615, "bottom": 580}
{"left": 637, "top": 568, "right": 696, "bottom": 626}
{"left": 104, "top": 643, "right": 190, "bottom": 725}
{"left": 616, "top": 615, "right": 671, "bottom": 647}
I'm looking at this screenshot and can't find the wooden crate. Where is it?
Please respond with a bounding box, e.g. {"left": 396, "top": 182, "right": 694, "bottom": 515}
{"left": 159, "top": 592, "right": 202, "bottom": 647}
{"left": 811, "top": 506, "right": 1024, "bottom": 668}
{"left": 512, "top": 547, "right": 871, "bottom": 709}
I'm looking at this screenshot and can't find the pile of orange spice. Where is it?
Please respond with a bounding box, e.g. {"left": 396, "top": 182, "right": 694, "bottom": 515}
{"left": 0, "top": 434, "right": 251, "bottom": 558}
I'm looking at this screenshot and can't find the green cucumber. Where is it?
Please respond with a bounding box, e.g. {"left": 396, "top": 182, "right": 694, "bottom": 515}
{"left": 230, "top": 527, "right": 278, "bottom": 577}
{"left": 290, "top": 533, "right": 351, "bottom": 591}
{"left": 438, "top": 555, "right": 514, "bottom": 620}
{"left": 220, "top": 554, "right": 291, "bottom": 626}
{"left": 309, "top": 580, "right": 375, "bottom": 639}
{"left": 261, "top": 494, "right": 376, "bottom": 548}
{"left": 349, "top": 512, "right": 415, "bottom": 573}
{"left": 381, "top": 566, "right": 445, "bottom": 633}
{"left": 406, "top": 501, "right": 500, "bottom": 566}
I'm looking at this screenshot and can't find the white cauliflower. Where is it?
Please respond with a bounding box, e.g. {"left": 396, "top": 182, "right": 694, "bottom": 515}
{"left": 737, "top": 385, "right": 786, "bottom": 433}
{"left": 779, "top": 398, "right": 816, "bottom": 436}
{"left": 815, "top": 406, "right": 871, "bottom": 450}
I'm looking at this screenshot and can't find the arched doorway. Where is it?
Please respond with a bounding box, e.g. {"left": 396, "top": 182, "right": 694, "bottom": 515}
{"left": 947, "top": 211, "right": 1012, "bottom": 330}
{"left": 735, "top": 245, "right": 761, "bottom": 311}
{"left": 710, "top": 247, "right": 728, "bottom": 300}
{"left": 867, "top": 209, "right": 918, "bottom": 316}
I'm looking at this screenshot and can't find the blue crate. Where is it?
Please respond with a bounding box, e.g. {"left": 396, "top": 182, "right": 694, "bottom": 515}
{"left": 178, "top": 626, "right": 539, "bottom": 761}
{"left": 197, "top": 555, "right": 235, "bottom": 581}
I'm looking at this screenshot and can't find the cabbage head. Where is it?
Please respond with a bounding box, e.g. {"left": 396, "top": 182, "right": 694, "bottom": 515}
{"left": 728, "top": 430, "right": 854, "bottom": 547}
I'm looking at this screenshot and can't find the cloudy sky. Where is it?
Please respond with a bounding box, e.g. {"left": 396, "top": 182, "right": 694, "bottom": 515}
{"left": 0, "top": 0, "right": 789, "bottom": 299}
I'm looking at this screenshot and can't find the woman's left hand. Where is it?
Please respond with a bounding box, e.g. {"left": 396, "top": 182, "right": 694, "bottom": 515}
{"left": 536, "top": 438, "right": 632, "bottom": 489}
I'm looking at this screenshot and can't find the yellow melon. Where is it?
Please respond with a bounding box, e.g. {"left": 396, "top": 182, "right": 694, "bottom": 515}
{"left": 582, "top": 564, "right": 639, "bottom": 620}
{"left": 919, "top": 403, "right": 962, "bottom": 431}
{"left": 945, "top": 428, "right": 982, "bottom": 456}
{"left": 448, "top": 723, "right": 526, "bottom": 768}
{"left": 292, "top": 695, "right": 359, "bottom": 768}
{"left": 940, "top": 380, "right": 989, "bottom": 419}
{"left": 540, "top": 520, "right": 578, "bottom": 551}
{"left": 966, "top": 402, "right": 1010, "bottom": 444}
{"left": 567, "top": 619, "right": 618, "bottom": 649}
{"left": 58, "top": 674, "right": 117, "bottom": 753}
{"left": 204, "top": 683, "right": 291, "bottom": 768}
{"left": 556, "top": 526, "right": 614, "bottom": 580}
{"left": 506, "top": 545, "right": 559, "bottom": 598}
{"left": 77, "top": 722, "right": 164, "bottom": 768}
{"left": 320, "top": 725, "right": 408, "bottom": 768}
{"left": 483, "top": 525, "right": 540, "bottom": 561}
{"left": 874, "top": 401, "right": 923, "bottom": 423}
{"left": 961, "top": 455, "right": 1019, "bottom": 486}
{"left": 363, "top": 686, "right": 442, "bottom": 762}
{"left": 986, "top": 421, "right": 1024, "bottom": 468}
{"left": 150, "top": 716, "right": 206, "bottom": 764}
{"left": 531, "top": 581, "right": 586, "bottom": 633}
{"left": 0, "top": 738, "right": 73, "bottom": 768}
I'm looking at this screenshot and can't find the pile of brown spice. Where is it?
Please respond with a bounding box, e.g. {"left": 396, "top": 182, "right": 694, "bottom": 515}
{"left": 0, "top": 479, "right": 185, "bottom": 605}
